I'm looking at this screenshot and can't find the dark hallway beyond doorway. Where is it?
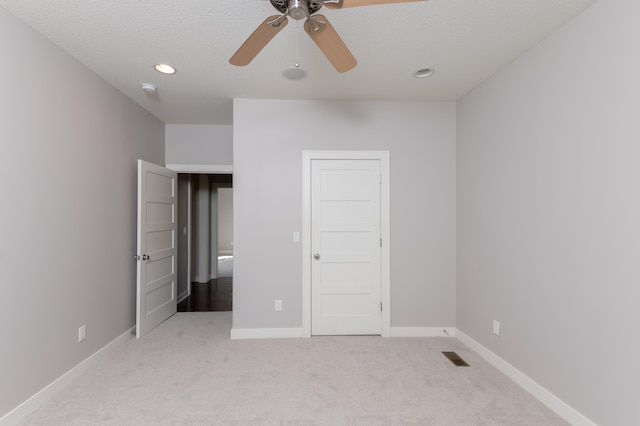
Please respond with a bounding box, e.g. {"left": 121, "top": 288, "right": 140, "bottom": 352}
{"left": 177, "top": 278, "right": 232, "bottom": 312}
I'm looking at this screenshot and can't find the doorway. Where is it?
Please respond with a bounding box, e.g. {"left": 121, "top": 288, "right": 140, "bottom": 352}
{"left": 176, "top": 173, "right": 233, "bottom": 312}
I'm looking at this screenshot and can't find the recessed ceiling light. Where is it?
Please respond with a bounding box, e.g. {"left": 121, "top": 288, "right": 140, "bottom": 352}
{"left": 154, "top": 64, "right": 176, "bottom": 75}
{"left": 414, "top": 68, "right": 435, "bottom": 78}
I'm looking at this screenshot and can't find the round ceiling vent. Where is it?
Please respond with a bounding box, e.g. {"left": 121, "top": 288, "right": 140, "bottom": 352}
{"left": 414, "top": 68, "right": 435, "bottom": 78}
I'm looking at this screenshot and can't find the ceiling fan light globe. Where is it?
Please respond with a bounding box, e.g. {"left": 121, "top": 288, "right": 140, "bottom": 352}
{"left": 282, "top": 66, "right": 307, "bottom": 80}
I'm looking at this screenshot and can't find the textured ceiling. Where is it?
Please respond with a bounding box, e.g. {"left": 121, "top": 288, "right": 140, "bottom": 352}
{"left": 0, "top": 0, "right": 597, "bottom": 125}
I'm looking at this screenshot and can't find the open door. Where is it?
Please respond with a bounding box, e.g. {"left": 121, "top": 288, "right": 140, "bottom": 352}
{"left": 136, "top": 160, "right": 177, "bottom": 338}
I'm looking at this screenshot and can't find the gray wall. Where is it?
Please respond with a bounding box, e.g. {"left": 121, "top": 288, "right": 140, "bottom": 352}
{"left": 233, "top": 99, "right": 456, "bottom": 330}
{"left": 165, "top": 124, "right": 233, "bottom": 165}
{"left": 457, "top": 0, "right": 638, "bottom": 424}
{"left": 0, "top": 7, "right": 164, "bottom": 419}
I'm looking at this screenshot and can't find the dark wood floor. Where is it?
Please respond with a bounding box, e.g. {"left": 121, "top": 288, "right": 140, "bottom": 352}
{"left": 177, "top": 278, "right": 232, "bottom": 312}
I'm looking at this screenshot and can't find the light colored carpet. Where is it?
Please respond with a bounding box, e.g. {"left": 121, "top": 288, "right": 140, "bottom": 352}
{"left": 21, "top": 313, "right": 567, "bottom": 425}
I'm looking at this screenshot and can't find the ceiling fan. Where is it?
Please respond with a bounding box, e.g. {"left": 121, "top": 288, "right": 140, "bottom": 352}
{"left": 229, "top": 0, "right": 426, "bottom": 73}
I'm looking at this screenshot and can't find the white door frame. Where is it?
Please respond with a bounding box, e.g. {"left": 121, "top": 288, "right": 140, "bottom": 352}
{"left": 302, "top": 151, "right": 390, "bottom": 337}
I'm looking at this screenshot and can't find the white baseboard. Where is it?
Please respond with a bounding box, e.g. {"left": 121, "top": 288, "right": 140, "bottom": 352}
{"left": 230, "top": 327, "right": 304, "bottom": 340}
{"left": 177, "top": 290, "right": 189, "bottom": 304}
{"left": 390, "top": 327, "right": 456, "bottom": 337}
{"left": 0, "top": 327, "right": 134, "bottom": 426}
{"left": 455, "top": 329, "right": 595, "bottom": 426}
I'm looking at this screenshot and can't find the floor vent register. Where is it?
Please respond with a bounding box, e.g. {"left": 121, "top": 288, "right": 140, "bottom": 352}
{"left": 442, "top": 351, "right": 470, "bottom": 367}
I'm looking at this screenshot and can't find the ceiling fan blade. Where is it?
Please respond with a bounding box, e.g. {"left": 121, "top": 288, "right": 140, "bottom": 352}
{"left": 229, "top": 15, "right": 288, "bottom": 66}
{"left": 304, "top": 15, "right": 357, "bottom": 73}
{"left": 324, "top": 0, "right": 426, "bottom": 9}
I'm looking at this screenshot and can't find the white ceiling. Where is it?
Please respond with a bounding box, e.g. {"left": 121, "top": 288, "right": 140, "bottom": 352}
{"left": 0, "top": 0, "right": 597, "bottom": 125}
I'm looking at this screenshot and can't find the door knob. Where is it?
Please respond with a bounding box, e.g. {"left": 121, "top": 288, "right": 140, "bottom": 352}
{"left": 142, "top": 254, "right": 150, "bottom": 261}
{"left": 313, "top": 253, "right": 320, "bottom": 260}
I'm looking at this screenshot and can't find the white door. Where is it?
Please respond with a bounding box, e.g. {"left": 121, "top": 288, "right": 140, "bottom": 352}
{"left": 311, "top": 159, "right": 382, "bottom": 335}
{"left": 136, "top": 160, "right": 177, "bottom": 338}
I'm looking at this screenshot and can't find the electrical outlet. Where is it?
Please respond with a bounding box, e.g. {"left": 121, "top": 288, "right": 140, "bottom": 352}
{"left": 492, "top": 320, "right": 500, "bottom": 336}
{"left": 78, "top": 325, "right": 86, "bottom": 342}
{"left": 275, "top": 299, "right": 282, "bottom": 311}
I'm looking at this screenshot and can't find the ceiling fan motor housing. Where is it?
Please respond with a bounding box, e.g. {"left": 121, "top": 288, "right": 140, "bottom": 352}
{"left": 270, "top": 0, "right": 324, "bottom": 19}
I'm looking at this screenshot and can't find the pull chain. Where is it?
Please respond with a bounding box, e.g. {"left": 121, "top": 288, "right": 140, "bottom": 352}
{"left": 295, "top": 19, "right": 300, "bottom": 68}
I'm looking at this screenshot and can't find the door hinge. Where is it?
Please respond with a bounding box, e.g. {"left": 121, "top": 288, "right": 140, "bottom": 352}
{"left": 380, "top": 174, "right": 382, "bottom": 184}
{"left": 380, "top": 238, "right": 382, "bottom": 247}
{"left": 380, "top": 302, "right": 383, "bottom": 312}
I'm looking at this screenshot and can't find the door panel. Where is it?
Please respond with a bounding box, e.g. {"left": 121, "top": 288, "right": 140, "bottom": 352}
{"left": 136, "top": 160, "right": 177, "bottom": 338}
{"left": 311, "top": 159, "right": 381, "bottom": 335}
